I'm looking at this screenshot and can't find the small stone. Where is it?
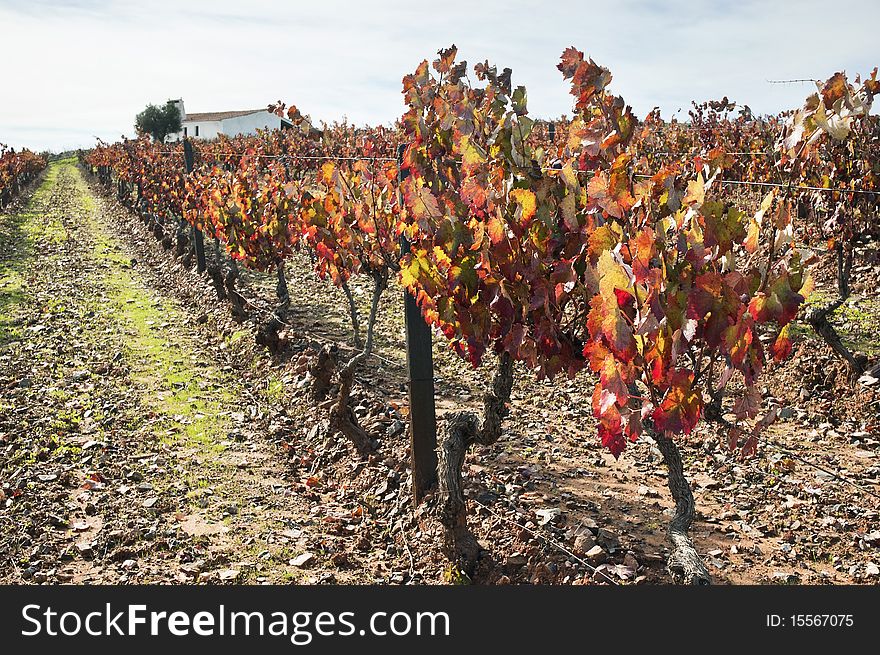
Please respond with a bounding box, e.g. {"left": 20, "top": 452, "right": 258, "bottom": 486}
{"left": 505, "top": 554, "right": 527, "bottom": 567}
{"left": 597, "top": 528, "right": 619, "bottom": 551}
{"left": 771, "top": 571, "right": 799, "bottom": 584}
{"left": 865, "top": 563, "right": 880, "bottom": 577}
{"left": 218, "top": 569, "right": 240, "bottom": 581}
{"left": 142, "top": 497, "right": 158, "bottom": 508}
{"left": 386, "top": 420, "right": 405, "bottom": 438}
{"left": 536, "top": 508, "right": 561, "bottom": 526}
{"left": 291, "top": 552, "right": 315, "bottom": 568}
{"left": 573, "top": 533, "right": 596, "bottom": 555}
{"left": 585, "top": 545, "right": 606, "bottom": 565}
{"left": 623, "top": 553, "right": 639, "bottom": 571}
{"left": 579, "top": 518, "right": 599, "bottom": 531}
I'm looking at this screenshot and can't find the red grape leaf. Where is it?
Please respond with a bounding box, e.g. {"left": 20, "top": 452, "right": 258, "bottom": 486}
{"left": 652, "top": 369, "right": 701, "bottom": 435}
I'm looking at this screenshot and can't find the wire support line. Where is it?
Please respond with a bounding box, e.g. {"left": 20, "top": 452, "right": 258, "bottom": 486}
{"left": 762, "top": 439, "right": 880, "bottom": 502}
{"left": 767, "top": 78, "right": 821, "bottom": 84}
{"left": 147, "top": 150, "right": 399, "bottom": 162}
{"left": 644, "top": 151, "right": 773, "bottom": 157}
{"left": 631, "top": 173, "right": 880, "bottom": 197}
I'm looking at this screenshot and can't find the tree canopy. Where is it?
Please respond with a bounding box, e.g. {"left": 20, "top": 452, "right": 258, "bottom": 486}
{"left": 135, "top": 101, "right": 182, "bottom": 143}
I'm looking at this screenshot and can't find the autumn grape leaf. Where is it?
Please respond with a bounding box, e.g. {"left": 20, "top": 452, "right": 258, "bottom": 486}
{"left": 629, "top": 228, "right": 656, "bottom": 283}
{"left": 744, "top": 217, "right": 760, "bottom": 253}
{"left": 509, "top": 188, "right": 537, "bottom": 226}
{"left": 459, "top": 135, "right": 487, "bottom": 172}
{"left": 732, "top": 385, "right": 761, "bottom": 419}
{"left": 652, "top": 369, "right": 701, "bottom": 435}
{"left": 769, "top": 324, "right": 792, "bottom": 362}
{"left": 560, "top": 192, "right": 578, "bottom": 232}
{"left": 487, "top": 215, "right": 507, "bottom": 244}
{"left": 683, "top": 174, "right": 705, "bottom": 207}
{"left": 700, "top": 201, "right": 745, "bottom": 253}
{"left": 588, "top": 156, "right": 634, "bottom": 218}
{"left": 722, "top": 309, "right": 754, "bottom": 366}
{"left": 748, "top": 272, "right": 804, "bottom": 326}
{"left": 557, "top": 47, "right": 613, "bottom": 111}
{"left": 585, "top": 295, "right": 636, "bottom": 361}
{"left": 588, "top": 224, "right": 621, "bottom": 262}
{"left": 404, "top": 180, "right": 442, "bottom": 227}
{"left": 599, "top": 423, "right": 627, "bottom": 459}
{"left": 819, "top": 72, "right": 847, "bottom": 107}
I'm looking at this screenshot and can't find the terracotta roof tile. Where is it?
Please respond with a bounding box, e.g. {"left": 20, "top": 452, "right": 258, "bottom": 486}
{"left": 183, "top": 109, "right": 266, "bottom": 122}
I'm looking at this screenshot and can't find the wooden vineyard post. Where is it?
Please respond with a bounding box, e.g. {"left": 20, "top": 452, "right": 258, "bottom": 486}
{"left": 398, "top": 144, "right": 438, "bottom": 505}
{"left": 183, "top": 138, "right": 206, "bottom": 273}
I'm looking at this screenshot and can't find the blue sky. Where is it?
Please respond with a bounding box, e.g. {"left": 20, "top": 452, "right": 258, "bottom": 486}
{"left": 1, "top": 0, "right": 878, "bottom": 152}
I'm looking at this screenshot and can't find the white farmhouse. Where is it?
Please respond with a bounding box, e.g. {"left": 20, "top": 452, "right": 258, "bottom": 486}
{"left": 165, "top": 99, "right": 292, "bottom": 141}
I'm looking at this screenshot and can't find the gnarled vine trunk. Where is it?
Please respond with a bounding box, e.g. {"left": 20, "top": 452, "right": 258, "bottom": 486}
{"left": 256, "top": 261, "right": 291, "bottom": 354}
{"left": 437, "top": 351, "right": 514, "bottom": 576}
{"left": 805, "top": 241, "right": 865, "bottom": 377}
{"left": 310, "top": 344, "right": 338, "bottom": 401}
{"left": 174, "top": 219, "right": 189, "bottom": 259}
{"left": 206, "top": 237, "right": 227, "bottom": 300}
{"left": 207, "top": 264, "right": 227, "bottom": 300}
{"left": 224, "top": 260, "right": 248, "bottom": 321}
{"left": 653, "top": 433, "right": 711, "bottom": 585}
{"left": 327, "top": 272, "right": 386, "bottom": 458}
{"left": 341, "top": 281, "right": 363, "bottom": 349}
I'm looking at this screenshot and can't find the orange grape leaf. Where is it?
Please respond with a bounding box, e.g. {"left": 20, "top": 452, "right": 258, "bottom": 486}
{"left": 769, "top": 324, "right": 792, "bottom": 362}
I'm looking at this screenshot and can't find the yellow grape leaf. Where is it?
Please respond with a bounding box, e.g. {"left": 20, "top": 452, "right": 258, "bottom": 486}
{"left": 510, "top": 188, "right": 537, "bottom": 225}
{"left": 744, "top": 218, "right": 760, "bottom": 254}
{"left": 799, "top": 273, "right": 816, "bottom": 300}
{"left": 683, "top": 174, "right": 704, "bottom": 207}
{"left": 560, "top": 162, "right": 579, "bottom": 192}
{"left": 459, "top": 135, "right": 486, "bottom": 171}
{"left": 432, "top": 245, "right": 452, "bottom": 271}
{"left": 399, "top": 257, "right": 421, "bottom": 289}
{"left": 560, "top": 192, "right": 578, "bottom": 232}
{"left": 597, "top": 250, "right": 632, "bottom": 302}
{"left": 320, "top": 162, "right": 335, "bottom": 184}
{"left": 755, "top": 191, "right": 774, "bottom": 223}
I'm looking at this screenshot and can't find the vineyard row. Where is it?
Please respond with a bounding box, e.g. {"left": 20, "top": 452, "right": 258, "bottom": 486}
{"left": 78, "top": 45, "right": 879, "bottom": 583}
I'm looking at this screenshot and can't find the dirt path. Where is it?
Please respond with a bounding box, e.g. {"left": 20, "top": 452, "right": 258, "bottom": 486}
{"left": 0, "top": 160, "right": 366, "bottom": 584}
